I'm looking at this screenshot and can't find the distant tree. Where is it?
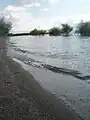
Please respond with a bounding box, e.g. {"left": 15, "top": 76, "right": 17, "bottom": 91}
{"left": 30, "top": 29, "right": 38, "bottom": 35}
{"left": 38, "top": 29, "right": 46, "bottom": 35}
{"left": 0, "top": 17, "right": 12, "bottom": 36}
{"left": 61, "top": 24, "right": 73, "bottom": 36}
{"left": 49, "top": 27, "right": 61, "bottom": 36}
{"left": 76, "top": 21, "right": 90, "bottom": 36}
{"left": 30, "top": 29, "right": 46, "bottom": 35}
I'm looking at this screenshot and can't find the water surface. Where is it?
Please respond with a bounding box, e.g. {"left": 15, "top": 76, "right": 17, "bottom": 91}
{"left": 7, "top": 36, "right": 90, "bottom": 120}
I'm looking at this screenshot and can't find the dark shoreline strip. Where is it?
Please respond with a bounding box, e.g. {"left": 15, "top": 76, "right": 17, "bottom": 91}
{"left": 8, "top": 33, "right": 31, "bottom": 36}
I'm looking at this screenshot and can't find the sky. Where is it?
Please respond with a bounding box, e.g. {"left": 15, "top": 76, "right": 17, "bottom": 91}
{"left": 1, "top": 0, "right": 90, "bottom": 33}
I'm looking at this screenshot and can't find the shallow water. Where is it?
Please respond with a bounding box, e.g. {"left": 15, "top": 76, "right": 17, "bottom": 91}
{"left": 7, "top": 35, "right": 90, "bottom": 120}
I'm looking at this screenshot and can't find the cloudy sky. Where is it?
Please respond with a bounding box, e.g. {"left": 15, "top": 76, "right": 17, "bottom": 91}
{"left": 1, "top": 0, "right": 90, "bottom": 33}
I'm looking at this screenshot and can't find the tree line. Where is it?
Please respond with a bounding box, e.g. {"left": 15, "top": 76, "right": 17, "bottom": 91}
{"left": 29, "top": 22, "right": 90, "bottom": 37}
{"left": 1, "top": 17, "right": 90, "bottom": 37}
{"left": 29, "top": 24, "right": 73, "bottom": 36}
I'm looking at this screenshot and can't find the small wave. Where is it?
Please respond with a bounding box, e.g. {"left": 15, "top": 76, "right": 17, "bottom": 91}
{"left": 43, "top": 64, "right": 90, "bottom": 80}
{"left": 14, "top": 48, "right": 36, "bottom": 55}
{"left": 14, "top": 47, "right": 60, "bottom": 58}
{"left": 14, "top": 47, "right": 79, "bottom": 60}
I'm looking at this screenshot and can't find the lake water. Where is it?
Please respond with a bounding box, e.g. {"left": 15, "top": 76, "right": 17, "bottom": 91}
{"left": 7, "top": 35, "right": 90, "bottom": 120}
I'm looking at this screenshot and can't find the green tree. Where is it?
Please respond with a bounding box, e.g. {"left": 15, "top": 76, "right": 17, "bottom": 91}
{"left": 38, "top": 30, "right": 46, "bottom": 35}
{"left": 30, "top": 29, "right": 38, "bottom": 35}
{"left": 0, "top": 17, "right": 12, "bottom": 36}
{"left": 61, "top": 24, "right": 73, "bottom": 36}
{"left": 49, "top": 27, "right": 61, "bottom": 36}
{"left": 30, "top": 29, "right": 46, "bottom": 35}
{"left": 76, "top": 21, "right": 90, "bottom": 36}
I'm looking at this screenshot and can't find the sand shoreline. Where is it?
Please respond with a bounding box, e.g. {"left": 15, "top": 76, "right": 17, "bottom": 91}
{"left": 0, "top": 37, "right": 83, "bottom": 120}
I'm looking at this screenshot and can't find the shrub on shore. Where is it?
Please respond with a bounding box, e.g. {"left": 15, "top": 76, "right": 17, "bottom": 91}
{"left": 0, "top": 17, "right": 12, "bottom": 36}
{"left": 48, "top": 24, "right": 73, "bottom": 36}
{"left": 61, "top": 24, "right": 73, "bottom": 36}
{"left": 49, "top": 27, "right": 61, "bottom": 36}
{"left": 30, "top": 29, "right": 46, "bottom": 36}
{"left": 76, "top": 21, "right": 90, "bottom": 36}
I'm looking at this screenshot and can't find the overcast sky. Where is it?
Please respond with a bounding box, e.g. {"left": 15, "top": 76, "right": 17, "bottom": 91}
{"left": 1, "top": 0, "right": 90, "bottom": 33}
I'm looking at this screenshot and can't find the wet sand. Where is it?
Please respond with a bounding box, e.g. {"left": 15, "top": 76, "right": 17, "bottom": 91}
{"left": 0, "top": 37, "right": 83, "bottom": 120}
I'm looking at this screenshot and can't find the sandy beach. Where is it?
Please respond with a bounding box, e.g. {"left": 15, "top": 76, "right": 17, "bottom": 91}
{"left": 0, "top": 37, "right": 83, "bottom": 120}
